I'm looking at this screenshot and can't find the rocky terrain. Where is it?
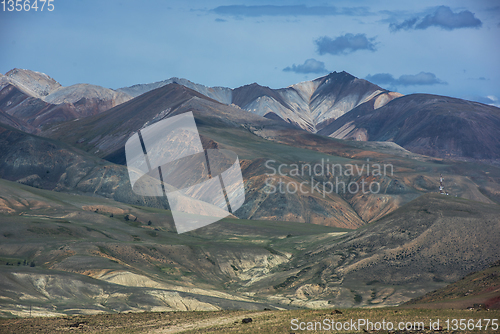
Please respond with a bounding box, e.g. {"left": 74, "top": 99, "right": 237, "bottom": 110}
{"left": 319, "top": 93, "right": 500, "bottom": 161}
{"left": 117, "top": 71, "right": 401, "bottom": 133}
{"left": 0, "top": 68, "right": 499, "bottom": 318}
{"left": 40, "top": 83, "right": 500, "bottom": 228}
{"left": 0, "top": 179, "right": 498, "bottom": 316}
{"left": 4, "top": 68, "right": 499, "bottom": 163}
{"left": 0, "top": 69, "right": 131, "bottom": 131}
{"left": 406, "top": 260, "right": 500, "bottom": 309}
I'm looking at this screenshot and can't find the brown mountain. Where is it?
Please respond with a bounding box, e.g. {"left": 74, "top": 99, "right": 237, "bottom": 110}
{"left": 40, "top": 83, "right": 370, "bottom": 228}
{"left": 117, "top": 71, "right": 402, "bottom": 133}
{"left": 248, "top": 194, "right": 500, "bottom": 307}
{"left": 0, "top": 123, "right": 167, "bottom": 209}
{"left": 40, "top": 83, "right": 500, "bottom": 230}
{"left": 1, "top": 183, "right": 497, "bottom": 314}
{"left": 0, "top": 69, "right": 131, "bottom": 132}
{"left": 119, "top": 72, "right": 500, "bottom": 163}
{"left": 318, "top": 94, "right": 500, "bottom": 162}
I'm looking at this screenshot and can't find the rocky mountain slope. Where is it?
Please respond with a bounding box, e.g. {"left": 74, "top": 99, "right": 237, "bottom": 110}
{"left": 406, "top": 260, "right": 500, "bottom": 309}
{"left": 248, "top": 194, "right": 500, "bottom": 308}
{"left": 0, "top": 181, "right": 498, "bottom": 315}
{"left": 1, "top": 69, "right": 500, "bottom": 317}
{"left": 319, "top": 94, "right": 500, "bottom": 161}
{"left": 0, "top": 123, "right": 167, "bottom": 209}
{"left": 5, "top": 68, "right": 498, "bottom": 164}
{"left": 0, "top": 178, "right": 340, "bottom": 315}
{"left": 1, "top": 68, "right": 61, "bottom": 98}
{"left": 117, "top": 71, "right": 402, "bottom": 132}
{"left": 39, "top": 83, "right": 500, "bottom": 229}
{"left": 0, "top": 69, "right": 131, "bottom": 131}
{"left": 117, "top": 77, "right": 233, "bottom": 104}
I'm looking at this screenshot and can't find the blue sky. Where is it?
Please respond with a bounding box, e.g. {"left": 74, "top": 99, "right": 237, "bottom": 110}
{"left": 1, "top": 0, "right": 499, "bottom": 106}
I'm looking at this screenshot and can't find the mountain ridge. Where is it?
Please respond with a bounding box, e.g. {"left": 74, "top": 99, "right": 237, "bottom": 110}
{"left": 319, "top": 93, "right": 500, "bottom": 161}
{"left": 117, "top": 71, "right": 402, "bottom": 133}
{"left": 0, "top": 69, "right": 132, "bottom": 131}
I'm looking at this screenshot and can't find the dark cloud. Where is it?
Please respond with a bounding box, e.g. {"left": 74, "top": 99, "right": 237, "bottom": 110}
{"left": 211, "top": 5, "right": 372, "bottom": 17}
{"left": 283, "top": 59, "right": 328, "bottom": 74}
{"left": 389, "top": 18, "right": 418, "bottom": 31}
{"left": 366, "top": 72, "right": 446, "bottom": 86}
{"left": 390, "top": 6, "right": 482, "bottom": 31}
{"left": 315, "top": 33, "right": 377, "bottom": 55}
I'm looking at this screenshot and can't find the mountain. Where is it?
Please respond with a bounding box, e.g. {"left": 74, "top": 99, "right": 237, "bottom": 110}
{"left": 41, "top": 83, "right": 371, "bottom": 228}
{"left": 0, "top": 110, "right": 32, "bottom": 133}
{"left": 0, "top": 178, "right": 341, "bottom": 315}
{"left": 319, "top": 94, "right": 500, "bottom": 162}
{"left": 0, "top": 181, "right": 498, "bottom": 315}
{"left": 0, "top": 69, "right": 131, "bottom": 131}
{"left": 246, "top": 194, "right": 500, "bottom": 308}
{"left": 117, "top": 77, "right": 233, "bottom": 104}
{"left": 6, "top": 68, "right": 500, "bottom": 164}
{"left": 1, "top": 68, "right": 500, "bottom": 317}
{"left": 8, "top": 68, "right": 499, "bottom": 164}
{"left": 233, "top": 71, "right": 402, "bottom": 132}
{"left": 1, "top": 68, "right": 61, "bottom": 98}
{"left": 0, "top": 122, "right": 167, "bottom": 209}
{"left": 41, "top": 83, "right": 500, "bottom": 230}
{"left": 405, "top": 260, "right": 500, "bottom": 309}
{"left": 117, "top": 71, "right": 402, "bottom": 132}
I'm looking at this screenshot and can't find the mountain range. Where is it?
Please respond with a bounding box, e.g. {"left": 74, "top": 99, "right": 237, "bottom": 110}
{"left": 116, "top": 71, "right": 402, "bottom": 133}
{"left": 0, "top": 68, "right": 499, "bottom": 316}
{"left": 3, "top": 68, "right": 500, "bottom": 163}
{"left": 0, "top": 69, "right": 131, "bottom": 132}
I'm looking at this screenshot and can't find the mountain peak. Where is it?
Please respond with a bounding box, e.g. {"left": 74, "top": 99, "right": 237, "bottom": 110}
{"left": 324, "top": 70, "right": 356, "bottom": 81}
{"left": 3, "top": 68, "right": 61, "bottom": 98}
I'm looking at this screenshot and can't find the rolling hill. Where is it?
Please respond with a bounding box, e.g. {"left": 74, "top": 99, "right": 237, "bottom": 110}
{"left": 405, "top": 260, "right": 500, "bottom": 310}
{"left": 0, "top": 180, "right": 498, "bottom": 316}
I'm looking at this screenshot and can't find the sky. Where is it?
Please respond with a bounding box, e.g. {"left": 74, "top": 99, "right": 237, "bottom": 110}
{"left": 1, "top": 0, "right": 499, "bottom": 106}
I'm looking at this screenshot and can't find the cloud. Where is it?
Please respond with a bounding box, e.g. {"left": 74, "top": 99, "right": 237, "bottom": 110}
{"left": 211, "top": 5, "right": 371, "bottom": 17}
{"left": 366, "top": 72, "right": 447, "bottom": 86}
{"left": 389, "top": 18, "right": 418, "bottom": 31}
{"left": 283, "top": 59, "right": 328, "bottom": 74}
{"left": 467, "top": 76, "right": 489, "bottom": 81}
{"left": 364, "top": 73, "right": 395, "bottom": 85}
{"left": 215, "top": 18, "right": 226, "bottom": 22}
{"left": 390, "top": 6, "right": 482, "bottom": 31}
{"left": 315, "top": 33, "right": 377, "bottom": 55}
